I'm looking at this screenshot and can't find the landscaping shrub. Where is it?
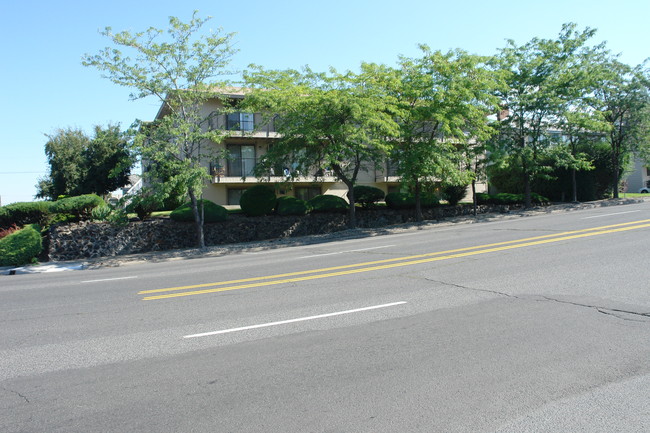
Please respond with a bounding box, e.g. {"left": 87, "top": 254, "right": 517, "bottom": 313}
{"left": 385, "top": 192, "right": 439, "bottom": 209}
{"left": 126, "top": 189, "right": 164, "bottom": 221}
{"left": 385, "top": 192, "right": 415, "bottom": 209}
{"left": 475, "top": 192, "right": 549, "bottom": 206}
{"left": 476, "top": 192, "right": 491, "bottom": 205}
{"left": 51, "top": 194, "right": 104, "bottom": 221}
{"left": 91, "top": 204, "right": 113, "bottom": 221}
{"left": 308, "top": 195, "right": 348, "bottom": 213}
{"left": 170, "top": 199, "right": 228, "bottom": 223}
{"left": 353, "top": 185, "right": 385, "bottom": 209}
{"left": 0, "top": 201, "right": 52, "bottom": 229}
{"left": 442, "top": 184, "right": 468, "bottom": 206}
{"left": 239, "top": 185, "right": 277, "bottom": 216}
{"left": 276, "top": 196, "right": 310, "bottom": 216}
{"left": 0, "top": 224, "right": 43, "bottom": 266}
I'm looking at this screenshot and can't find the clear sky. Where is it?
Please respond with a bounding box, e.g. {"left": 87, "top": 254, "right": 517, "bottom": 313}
{"left": 1, "top": 0, "right": 648, "bottom": 205}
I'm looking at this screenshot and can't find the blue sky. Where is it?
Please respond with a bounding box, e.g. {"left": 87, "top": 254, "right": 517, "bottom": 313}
{"left": 1, "top": 0, "right": 648, "bottom": 205}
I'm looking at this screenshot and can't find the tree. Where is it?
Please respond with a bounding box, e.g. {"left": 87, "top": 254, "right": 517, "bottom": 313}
{"left": 591, "top": 59, "right": 650, "bottom": 197}
{"left": 492, "top": 23, "right": 599, "bottom": 207}
{"left": 83, "top": 12, "right": 237, "bottom": 248}
{"left": 244, "top": 64, "right": 399, "bottom": 228}
{"left": 36, "top": 125, "right": 133, "bottom": 200}
{"left": 390, "top": 47, "right": 502, "bottom": 220}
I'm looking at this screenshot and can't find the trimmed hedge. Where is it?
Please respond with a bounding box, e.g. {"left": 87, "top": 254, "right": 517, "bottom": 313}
{"left": 240, "top": 185, "right": 277, "bottom": 217}
{"left": 51, "top": 194, "right": 104, "bottom": 220}
{"left": 170, "top": 199, "right": 228, "bottom": 223}
{"left": 276, "top": 196, "right": 310, "bottom": 216}
{"left": 0, "top": 201, "right": 52, "bottom": 229}
{"left": 308, "top": 195, "right": 348, "bottom": 213}
{"left": 353, "top": 185, "right": 385, "bottom": 209}
{"left": 385, "top": 192, "right": 439, "bottom": 209}
{"left": 442, "top": 184, "right": 468, "bottom": 206}
{"left": 475, "top": 192, "right": 550, "bottom": 205}
{"left": 0, "top": 224, "right": 43, "bottom": 266}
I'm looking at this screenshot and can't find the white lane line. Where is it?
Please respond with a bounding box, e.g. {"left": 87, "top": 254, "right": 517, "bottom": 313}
{"left": 583, "top": 210, "right": 641, "bottom": 219}
{"left": 298, "top": 245, "right": 396, "bottom": 259}
{"left": 183, "top": 301, "right": 407, "bottom": 339}
{"left": 81, "top": 276, "right": 138, "bottom": 283}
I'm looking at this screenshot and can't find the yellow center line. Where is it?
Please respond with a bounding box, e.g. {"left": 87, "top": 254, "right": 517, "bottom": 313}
{"left": 141, "top": 220, "right": 650, "bottom": 301}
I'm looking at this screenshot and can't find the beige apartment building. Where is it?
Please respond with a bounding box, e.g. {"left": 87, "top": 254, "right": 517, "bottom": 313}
{"left": 152, "top": 89, "right": 402, "bottom": 206}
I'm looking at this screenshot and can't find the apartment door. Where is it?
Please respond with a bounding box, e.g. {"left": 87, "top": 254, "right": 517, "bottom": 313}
{"left": 228, "top": 144, "right": 256, "bottom": 177}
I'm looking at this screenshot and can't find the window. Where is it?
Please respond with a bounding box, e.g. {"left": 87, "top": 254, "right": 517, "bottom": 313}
{"left": 295, "top": 186, "right": 322, "bottom": 201}
{"left": 227, "top": 144, "right": 256, "bottom": 177}
{"left": 227, "top": 112, "right": 254, "bottom": 131}
{"left": 227, "top": 188, "right": 246, "bottom": 206}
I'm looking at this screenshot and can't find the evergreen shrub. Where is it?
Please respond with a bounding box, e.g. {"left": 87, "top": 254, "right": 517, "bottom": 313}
{"left": 442, "top": 184, "right": 468, "bottom": 206}
{"left": 353, "top": 185, "right": 385, "bottom": 209}
{"left": 308, "top": 195, "right": 348, "bottom": 213}
{"left": 239, "top": 185, "right": 277, "bottom": 216}
{"left": 51, "top": 194, "right": 104, "bottom": 220}
{"left": 0, "top": 201, "right": 52, "bottom": 229}
{"left": 170, "top": 199, "right": 228, "bottom": 223}
{"left": 276, "top": 196, "right": 310, "bottom": 216}
{"left": 0, "top": 224, "right": 43, "bottom": 266}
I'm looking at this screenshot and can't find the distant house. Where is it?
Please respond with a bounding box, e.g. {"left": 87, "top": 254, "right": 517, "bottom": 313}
{"left": 624, "top": 158, "right": 650, "bottom": 193}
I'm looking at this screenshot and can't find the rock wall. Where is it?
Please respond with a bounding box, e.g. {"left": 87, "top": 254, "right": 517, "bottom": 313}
{"left": 48, "top": 204, "right": 494, "bottom": 261}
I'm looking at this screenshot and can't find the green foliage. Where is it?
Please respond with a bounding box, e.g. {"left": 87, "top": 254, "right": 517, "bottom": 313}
{"left": 240, "top": 185, "right": 277, "bottom": 217}
{"left": 0, "top": 201, "right": 52, "bottom": 229}
{"left": 244, "top": 63, "right": 400, "bottom": 227}
{"left": 91, "top": 204, "right": 113, "bottom": 221}
{"left": 170, "top": 200, "right": 228, "bottom": 223}
{"left": 275, "top": 196, "right": 310, "bottom": 216}
{"left": 353, "top": 185, "right": 385, "bottom": 209}
{"left": 308, "top": 195, "right": 348, "bottom": 213}
{"left": 0, "top": 224, "right": 43, "bottom": 266}
{"left": 475, "top": 192, "right": 549, "bottom": 205}
{"left": 83, "top": 12, "right": 238, "bottom": 247}
{"left": 37, "top": 125, "right": 133, "bottom": 200}
{"left": 126, "top": 188, "right": 165, "bottom": 221}
{"left": 442, "top": 184, "right": 469, "bottom": 206}
{"left": 51, "top": 194, "right": 104, "bottom": 221}
{"left": 385, "top": 192, "right": 440, "bottom": 210}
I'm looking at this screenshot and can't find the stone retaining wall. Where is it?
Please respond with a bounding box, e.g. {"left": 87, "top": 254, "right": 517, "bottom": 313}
{"left": 48, "top": 204, "right": 496, "bottom": 261}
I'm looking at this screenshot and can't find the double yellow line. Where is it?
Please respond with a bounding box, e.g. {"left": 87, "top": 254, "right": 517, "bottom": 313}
{"left": 139, "top": 219, "right": 650, "bottom": 301}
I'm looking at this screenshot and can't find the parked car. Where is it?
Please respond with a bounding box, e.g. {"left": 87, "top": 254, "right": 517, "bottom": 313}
{"left": 639, "top": 187, "right": 650, "bottom": 193}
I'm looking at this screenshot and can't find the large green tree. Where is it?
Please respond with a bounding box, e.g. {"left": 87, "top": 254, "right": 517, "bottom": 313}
{"left": 590, "top": 59, "right": 650, "bottom": 197}
{"left": 83, "top": 12, "right": 237, "bottom": 248}
{"left": 492, "top": 23, "right": 599, "bottom": 207}
{"left": 390, "top": 47, "right": 502, "bottom": 220}
{"left": 244, "top": 64, "right": 400, "bottom": 228}
{"left": 36, "top": 125, "right": 133, "bottom": 200}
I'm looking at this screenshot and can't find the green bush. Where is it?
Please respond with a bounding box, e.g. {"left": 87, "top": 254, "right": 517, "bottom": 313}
{"left": 51, "top": 194, "right": 104, "bottom": 220}
{"left": 126, "top": 189, "right": 164, "bottom": 221}
{"left": 442, "top": 184, "right": 468, "bottom": 206}
{"left": 308, "top": 195, "right": 348, "bottom": 213}
{"left": 475, "top": 192, "right": 549, "bottom": 206}
{"left": 91, "top": 204, "right": 113, "bottom": 221}
{"left": 0, "top": 224, "right": 43, "bottom": 266}
{"left": 0, "top": 201, "right": 52, "bottom": 229}
{"left": 276, "top": 196, "right": 310, "bottom": 216}
{"left": 170, "top": 199, "right": 228, "bottom": 223}
{"left": 353, "top": 185, "right": 385, "bottom": 209}
{"left": 476, "top": 192, "right": 491, "bottom": 205}
{"left": 239, "top": 185, "right": 277, "bottom": 216}
{"left": 385, "top": 192, "right": 439, "bottom": 209}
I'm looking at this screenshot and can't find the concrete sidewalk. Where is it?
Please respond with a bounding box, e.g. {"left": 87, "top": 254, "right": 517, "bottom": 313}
{"left": 1, "top": 262, "right": 87, "bottom": 275}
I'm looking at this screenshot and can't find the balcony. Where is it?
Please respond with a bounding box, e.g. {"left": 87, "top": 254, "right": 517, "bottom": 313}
{"left": 375, "top": 160, "right": 400, "bottom": 182}
{"left": 209, "top": 160, "right": 338, "bottom": 184}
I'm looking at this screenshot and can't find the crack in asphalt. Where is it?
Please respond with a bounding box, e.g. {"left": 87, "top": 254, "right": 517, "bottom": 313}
{"left": 424, "top": 278, "right": 650, "bottom": 324}
{"left": 1, "top": 386, "right": 30, "bottom": 404}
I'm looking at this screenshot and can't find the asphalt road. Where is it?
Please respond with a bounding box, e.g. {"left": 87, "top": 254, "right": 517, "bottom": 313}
{"left": 2, "top": 201, "right": 650, "bottom": 432}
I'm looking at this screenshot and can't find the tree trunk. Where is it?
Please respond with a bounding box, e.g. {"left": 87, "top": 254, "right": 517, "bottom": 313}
{"left": 471, "top": 179, "right": 477, "bottom": 216}
{"left": 188, "top": 189, "right": 205, "bottom": 248}
{"left": 345, "top": 183, "right": 357, "bottom": 229}
{"left": 524, "top": 171, "right": 532, "bottom": 208}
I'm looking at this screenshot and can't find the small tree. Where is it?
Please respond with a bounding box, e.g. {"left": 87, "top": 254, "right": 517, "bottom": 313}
{"left": 83, "top": 12, "right": 237, "bottom": 248}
